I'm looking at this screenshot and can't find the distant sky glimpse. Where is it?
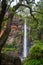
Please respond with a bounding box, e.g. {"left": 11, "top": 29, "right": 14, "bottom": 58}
{"left": 11, "top": 0, "right": 40, "bottom": 7}
{"left": 35, "top": 0, "right": 39, "bottom": 3}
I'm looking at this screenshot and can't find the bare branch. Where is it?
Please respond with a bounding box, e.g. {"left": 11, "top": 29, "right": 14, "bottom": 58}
{"left": 18, "top": 3, "right": 42, "bottom": 26}
{"left": 13, "top": 3, "right": 21, "bottom": 12}
{"left": 19, "top": 3, "right": 39, "bottom": 27}
{"left": 26, "top": 0, "right": 35, "bottom": 4}
{"left": 33, "top": 2, "right": 39, "bottom": 6}
{"left": 32, "top": 11, "right": 43, "bottom": 14}
{"left": 19, "top": 3, "right": 31, "bottom": 9}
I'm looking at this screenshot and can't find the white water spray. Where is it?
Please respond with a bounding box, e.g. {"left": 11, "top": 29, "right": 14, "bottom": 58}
{"left": 23, "top": 19, "right": 27, "bottom": 57}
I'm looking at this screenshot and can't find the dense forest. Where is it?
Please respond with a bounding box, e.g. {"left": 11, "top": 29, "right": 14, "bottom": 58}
{"left": 0, "top": 0, "right": 43, "bottom": 65}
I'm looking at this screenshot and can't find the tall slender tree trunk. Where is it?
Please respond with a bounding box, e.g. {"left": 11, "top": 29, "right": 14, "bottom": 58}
{"left": 0, "top": 0, "right": 7, "bottom": 31}
{"left": 0, "top": 20, "right": 11, "bottom": 51}
{"left": 0, "top": 13, "right": 14, "bottom": 65}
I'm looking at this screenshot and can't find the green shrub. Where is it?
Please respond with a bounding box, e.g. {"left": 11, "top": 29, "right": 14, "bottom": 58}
{"left": 23, "top": 44, "right": 43, "bottom": 65}
{"left": 29, "top": 44, "right": 43, "bottom": 59}
{"left": 34, "top": 40, "right": 43, "bottom": 45}
{"left": 23, "top": 59, "right": 43, "bottom": 65}
{"left": 23, "top": 39, "right": 43, "bottom": 65}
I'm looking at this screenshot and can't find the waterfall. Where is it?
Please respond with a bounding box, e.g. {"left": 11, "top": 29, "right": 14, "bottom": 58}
{"left": 23, "top": 19, "right": 27, "bottom": 57}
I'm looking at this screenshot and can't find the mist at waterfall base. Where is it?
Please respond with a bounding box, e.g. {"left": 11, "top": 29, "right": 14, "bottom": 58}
{"left": 23, "top": 20, "right": 27, "bottom": 58}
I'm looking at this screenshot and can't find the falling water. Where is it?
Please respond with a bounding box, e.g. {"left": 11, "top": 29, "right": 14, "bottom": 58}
{"left": 23, "top": 19, "right": 27, "bottom": 57}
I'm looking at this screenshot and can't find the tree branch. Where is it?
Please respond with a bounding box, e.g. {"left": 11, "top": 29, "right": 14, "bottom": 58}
{"left": 32, "top": 11, "right": 43, "bottom": 14}
{"left": 13, "top": 3, "right": 21, "bottom": 12}
{"left": 19, "top": 3, "right": 39, "bottom": 28}
{"left": 26, "top": 0, "right": 35, "bottom": 4}
{"left": 0, "top": 15, "right": 12, "bottom": 51}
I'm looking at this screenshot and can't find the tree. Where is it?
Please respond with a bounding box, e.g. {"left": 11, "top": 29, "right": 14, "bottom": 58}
{"left": 34, "top": 0, "right": 43, "bottom": 40}
{"left": 0, "top": 0, "right": 7, "bottom": 32}
{"left": 0, "top": 0, "right": 43, "bottom": 64}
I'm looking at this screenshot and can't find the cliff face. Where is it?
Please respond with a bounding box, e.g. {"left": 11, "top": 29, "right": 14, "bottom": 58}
{"left": 1, "top": 15, "right": 33, "bottom": 57}
{"left": 1, "top": 16, "right": 23, "bottom": 57}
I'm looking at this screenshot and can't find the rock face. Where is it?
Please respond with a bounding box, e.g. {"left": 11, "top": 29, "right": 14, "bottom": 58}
{"left": 6, "top": 16, "right": 22, "bottom": 44}
{"left": 2, "top": 16, "right": 23, "bottom": 57}
{"left": 1, "top": 53, "right": 22, "bottom": 65}
{"left": 2, "top": 15, "right": 33, "bottom": 57}
{"left": 13, "top": 57, "right": 22, "bottom": 65}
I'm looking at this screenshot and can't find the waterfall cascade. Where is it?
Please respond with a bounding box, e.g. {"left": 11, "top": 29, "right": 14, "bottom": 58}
{"left": 23, "top": 19, "right": 27, "bottom": 57}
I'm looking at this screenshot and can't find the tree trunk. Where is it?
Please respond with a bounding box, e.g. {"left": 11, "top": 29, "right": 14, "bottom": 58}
{"left": 0, "top": 14, "right": 13, "bottom": 65}
{"left": 0, "top": 18, "right": 12, "bottom": 51}
{"left": 0, "top": 0, "right": 7, "bottom": 31}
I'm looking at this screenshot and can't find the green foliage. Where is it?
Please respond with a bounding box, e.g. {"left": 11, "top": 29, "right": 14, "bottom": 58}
{"left": 2, "top": 48, "right": 15, "bottom": 53}
{"left": 34, "top": 40, "right": 43, "bottom": 45}
{"left": 23, "top": 40, "right": 43, "bottom": 65}
{"left": 1, "top": 44, "right": 17, "bottom": 53}
{"left": 29, "top": 44, "right": 43, "bottom": 59}
{"left": 23, "top": 59, "right": 43, "bottom": 65}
